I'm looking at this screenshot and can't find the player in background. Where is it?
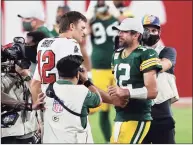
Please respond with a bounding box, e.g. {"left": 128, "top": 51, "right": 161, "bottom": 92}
{"left": 50, "top": 5, "right": 70, "bottom": 37}
{"left": 109, "top": 17, "right": 162, "bottom": 143}
{"left": 113, "top": 0, "right": 134, "bottom": 22}
{"left": 141, "top": 14, "right": 179, "bottom": 144}
{"left": 18, "top": 8, "right": 53, "bottom": 38}
{"left": 88, "top": 0, "right": 119, "bottom": 143}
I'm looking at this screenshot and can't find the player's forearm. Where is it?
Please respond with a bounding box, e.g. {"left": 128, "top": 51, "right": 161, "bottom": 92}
{"left": 83, "top": 80, "right": 110, "bottom": 104}
{"left": 30, "top": 79, "right": 42, "bottom": 103}
{"left": 144, "top": 70, "right": 158, "bottom": 99}
{"left": 97, "top": 87, "right": 113, "bottom": 104}
{"left": 79, "top": 42, "right": 92, "bottom": 71}
{"left": 82, "top": 56, "right": 92, "bottom": 72}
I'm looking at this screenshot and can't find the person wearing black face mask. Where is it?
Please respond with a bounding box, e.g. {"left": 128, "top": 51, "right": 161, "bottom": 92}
{"left": 25, "top": 31, "right": 46, "bottom": 76}
{"left": 142, "top": 15, "right": 179, "bottom": 144}
{"left": 50, "top": 5, "right": 71, "bottom": 37}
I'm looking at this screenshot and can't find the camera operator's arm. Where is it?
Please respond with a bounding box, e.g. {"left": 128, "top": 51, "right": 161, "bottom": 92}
{"left": 15, "top": 64, "right": 33, "bottom": 93}
{"left": 1, "top": 91, "right": 23, "bottom": 110}
{"left": 30, "top": 66, "right": 42, "bottom": 103}
{"left": 1, "top": 91, "right": 45, "bottom": 111}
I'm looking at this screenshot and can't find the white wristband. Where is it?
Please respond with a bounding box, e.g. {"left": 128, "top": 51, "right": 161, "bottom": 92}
{"left": 129, "top": 87, "right": 148, "bottom": 99}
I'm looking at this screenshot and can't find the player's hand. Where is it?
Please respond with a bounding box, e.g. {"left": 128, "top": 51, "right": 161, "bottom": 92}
{"left": 32, "top": 92, "right": 46, "bottom": 110}
{"left": 108, "top": 86, "right": 129, "bottom": 108}
{"left": 78, "top": 67, "right": 88, "bottom": 83}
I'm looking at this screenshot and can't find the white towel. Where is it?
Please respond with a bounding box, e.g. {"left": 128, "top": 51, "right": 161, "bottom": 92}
{"left": 153, "top": 72, "right": 179, "bottom": 105}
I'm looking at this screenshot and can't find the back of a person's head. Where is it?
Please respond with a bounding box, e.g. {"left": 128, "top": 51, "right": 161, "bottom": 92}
{"left": 57, "top": 5, "right": 71, "bottom": 13}
{"left": 27, "top": 31, "right": 47, "bottom": 45}
{"left": 59, "top": 11, "right": 87, "bottom": 33}
{"left": 56, "top": 55, "right": 84, "bottom": 78}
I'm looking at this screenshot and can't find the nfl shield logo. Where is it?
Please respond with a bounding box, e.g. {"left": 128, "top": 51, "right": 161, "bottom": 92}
{"left": 53, "top": 100, "right": 64, "bottom": 113}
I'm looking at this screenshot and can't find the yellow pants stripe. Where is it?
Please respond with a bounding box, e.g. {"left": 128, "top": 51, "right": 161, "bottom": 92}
{"left": 138, "top": 121, "right": 151, "bottom": 143}
{"left": 110, "top": 121, "right": 151, "bottom": 144}
{"left": 131, "top": 121, "right": 145, "bottom": 143}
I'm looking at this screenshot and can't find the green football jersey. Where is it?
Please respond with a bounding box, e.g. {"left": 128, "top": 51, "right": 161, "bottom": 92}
{"left": 111, "top": 46, "right": 162, "bottom": 121}
{"left": 90, "top": 16, "right": 119, "bottom": 69}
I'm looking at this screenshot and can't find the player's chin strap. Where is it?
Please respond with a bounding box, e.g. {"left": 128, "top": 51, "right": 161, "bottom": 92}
{"left": 46, "top": 83, "right": 87, "bottom": 117}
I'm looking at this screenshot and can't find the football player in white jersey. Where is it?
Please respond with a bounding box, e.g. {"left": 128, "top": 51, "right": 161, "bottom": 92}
{"left": 30, "top": 11, "right": 88, "bottom": 142}
{"left": 31, "top": 11, "right": 87, "bottom": 102}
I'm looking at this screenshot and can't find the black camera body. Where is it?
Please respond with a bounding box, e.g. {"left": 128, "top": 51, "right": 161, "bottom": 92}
{"left": 1, "top": 37, "right": 31, "bottom": 73}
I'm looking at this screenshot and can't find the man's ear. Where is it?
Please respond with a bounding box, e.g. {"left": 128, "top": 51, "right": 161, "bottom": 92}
{"left": 134, "top": 33, "right": 140, "bottom": 39}
{"left": 69, "top": 23, "right": 74, "bottom": 31}
{"left": 76, "top": 72, "right": 80, "bottom": 80}
{"left": 158, "top": 29, "right": 161, "bottom": 36}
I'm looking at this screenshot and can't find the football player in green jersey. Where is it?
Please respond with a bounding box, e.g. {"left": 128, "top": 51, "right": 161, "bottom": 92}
{"left": 88, "top": 1, "right": 119, "bottom": 143}
{"left": 107, "top": 17, "right": 162, "bottom": 143}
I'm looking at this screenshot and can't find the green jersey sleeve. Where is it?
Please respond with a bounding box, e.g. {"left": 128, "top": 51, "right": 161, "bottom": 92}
{"left": 83, "top": 91, "right": 101, "bottom": 108}
{"left": 140, "top": 49, "right": 162, "bottom": 73}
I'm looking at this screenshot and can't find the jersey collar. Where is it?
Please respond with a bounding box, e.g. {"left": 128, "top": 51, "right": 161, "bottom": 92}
{"left": 56, "top": 79, "right": 73, "bottom": 85}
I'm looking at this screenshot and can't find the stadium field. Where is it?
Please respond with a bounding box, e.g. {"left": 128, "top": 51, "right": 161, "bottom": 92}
{"left": 89, "top": 98, "right": 192, "bottom": 144}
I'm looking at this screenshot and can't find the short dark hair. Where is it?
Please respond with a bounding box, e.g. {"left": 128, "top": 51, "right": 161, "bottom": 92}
{"left": 59, "top": 11, "right": 87, "bottom": 33}
{"left": 56, "top": 55, "right": 84, "bottom": 78}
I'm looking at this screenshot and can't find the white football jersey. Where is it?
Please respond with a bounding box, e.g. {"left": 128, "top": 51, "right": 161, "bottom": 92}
{"left": 33, "top": 37, "right": 82, "bottom": 93}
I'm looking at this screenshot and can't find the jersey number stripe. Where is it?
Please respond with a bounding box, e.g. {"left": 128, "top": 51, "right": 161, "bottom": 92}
{"left": 114, "top": 63, "right": 132, "bottom": 88}
{"left": 38, "top": 50, "right": 56, "bottom": 84}
{"left": 92, "top": 21, "right": 119, "bottom": 45}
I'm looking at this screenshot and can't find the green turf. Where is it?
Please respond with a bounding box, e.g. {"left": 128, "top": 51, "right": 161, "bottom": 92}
{"left": 89, "top": 106, "right": 192, "bottom": 143}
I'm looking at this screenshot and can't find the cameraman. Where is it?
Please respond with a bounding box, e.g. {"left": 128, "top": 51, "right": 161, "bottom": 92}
{"left": 1, "top": 42, "right": 40, "bottom": 144}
